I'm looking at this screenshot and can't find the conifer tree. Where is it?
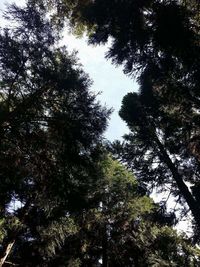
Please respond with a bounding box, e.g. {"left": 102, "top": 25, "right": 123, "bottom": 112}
{"left": 42, "top": 156, "right": 200, "bottom": 267}
{"left": 35, "top": 0, "right": 200, "bottom": 231}
{"left": 1, "top": 1, "right": 200, "bottom": 266}
{"left": 0, "top": 3, "right": 109, "bottom": 265}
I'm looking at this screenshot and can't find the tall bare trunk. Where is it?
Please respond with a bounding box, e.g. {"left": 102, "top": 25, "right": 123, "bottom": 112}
{"left": 0, "top": 201, "right": 30, "bottom": 266}
{"left": 0, "top": 240, "right": 15, "bottom": 267}
{"left": 102, "top": 223, "right": 108, "bottom": 267}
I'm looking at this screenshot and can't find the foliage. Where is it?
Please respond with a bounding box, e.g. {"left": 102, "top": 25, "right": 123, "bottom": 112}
{"left": 0, "top": 2, "right": 110, "bottom": 265}
{"left": 40, "top": 0, "right": 200, "bottom": 231}
{"left": 1, "top": 0, "right": 200, "bottom": 265}
{"left": 46, "top": 156, "right": 200, "bottom": 266}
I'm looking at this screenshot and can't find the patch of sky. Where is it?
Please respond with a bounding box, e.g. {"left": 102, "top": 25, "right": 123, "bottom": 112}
{"left": 61, "top": 32, "right": 138, "bottom": 141}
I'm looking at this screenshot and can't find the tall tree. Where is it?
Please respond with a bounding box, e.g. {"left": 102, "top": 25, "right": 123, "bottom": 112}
{"left": 34, "top": 0, "right": 200, "bottom": 231}
{"left": 1, "top": 1, "right": 200, "bottom": 265}
{"left": 45, "top": 156, "right": 200, "bottom": 267}
{"left": 0, "top": 2, "right": 110, "bottom": 265}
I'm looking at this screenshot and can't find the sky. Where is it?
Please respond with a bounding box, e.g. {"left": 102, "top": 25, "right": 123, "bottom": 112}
{"left": 61, "top": 34, "right": 138, "bottom": 141}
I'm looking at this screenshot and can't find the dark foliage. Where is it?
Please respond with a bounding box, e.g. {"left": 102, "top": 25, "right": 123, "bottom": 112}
{"left": 0, "top": 2, "right": 110, "bottom": 265}
{"left": 1, "top": 0, "right": 200, "bottom": 265}
{"left": 46, "top": 0, "right": 200, "bottom": 232}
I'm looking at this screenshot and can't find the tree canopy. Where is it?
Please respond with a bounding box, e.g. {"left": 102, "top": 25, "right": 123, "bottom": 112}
{"left": 37, "top": 0, "right": 200, "bottom": 232}
{"left": 0, "top": 3, "right": 110, "bottom": 265}
{"left": 1, "top": 0, "right": 200, "bottom": 265}
{"left": 46, "top": 156, "right": 200, "bottom": 267}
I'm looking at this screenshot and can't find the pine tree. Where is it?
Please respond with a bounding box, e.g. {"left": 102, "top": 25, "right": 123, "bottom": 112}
{"left": 45, "top": 156, "right": 200, "bottom": 266}
{"left": 35, "top": 0, "right": 200, "bottom": 231}
{"left": 1, "top": 1, "right": 200, "bottom": 265}
{"left": 0, "top": 3, "right": 110, "bottom": 265}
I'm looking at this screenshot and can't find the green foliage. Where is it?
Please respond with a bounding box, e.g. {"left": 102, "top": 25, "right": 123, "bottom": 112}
{"left": 67, "top": 258, "right": 81, "bottom": 267}
{"left": 0, "top": 219, "right": 6, "bottom": 243}
{"left": 0, "top": 2, "right": 110, "bottom": 265}
{"left": 48, "top": 0, "right": 200, "bottom": 231}
{"left": 1, "top": 0, "right": 200, "bottom": 265}
{"left": 38, "top": 217, "right": 78, "bottom": 257}
{"left": 46, "top": 156, "right": 200, "bottom": 266}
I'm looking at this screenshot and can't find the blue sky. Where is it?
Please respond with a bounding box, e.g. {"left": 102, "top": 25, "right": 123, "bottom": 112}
{"left": 62, "top": 34, "right": 138, "bottom": 141}
{"left": 0, "top": 0, "right": 138, "bottom": 141}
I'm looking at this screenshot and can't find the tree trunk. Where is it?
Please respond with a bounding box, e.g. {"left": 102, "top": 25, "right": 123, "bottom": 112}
{"left": 0, "top": 201, "right": 30, "bottom": 266}
{"left": 0, "top": 240, "right": 15, "bottom": 267}
{"left": 102, "top": 223, "right": 108, "bottom": 267}
{"left": 152, "top": 130, "right": 200, "bottom": 227}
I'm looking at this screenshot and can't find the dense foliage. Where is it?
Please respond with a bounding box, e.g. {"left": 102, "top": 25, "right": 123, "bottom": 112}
{"left": 37, "top": 0, "right": 200, "bottom": 231}
{"left": 1, "top": 0, "right": 200, "bottom": 265}
{"left": 44, "top": 157, "right": 200, "bottom": 267}
{"left": 0, "top": 3, "right": 109, "bottom": 265}
{"left": 7, "top": 154, "right": 200, "bottom": 266}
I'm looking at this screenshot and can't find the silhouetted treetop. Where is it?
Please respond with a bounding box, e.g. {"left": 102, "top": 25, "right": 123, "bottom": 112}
{"left": 0, "top": 3, "right": 110, "bottom": 265}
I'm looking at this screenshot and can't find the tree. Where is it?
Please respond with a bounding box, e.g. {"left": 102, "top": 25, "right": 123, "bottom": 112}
{"left": 34, "top": 0, "right": 200, "bottom": 232}
{"left": 1, "top": 1, "right": 200, "bottom": 265}
{"left": 0, "top": 2, "right": 110, "bottom": 265}
{"left": 44, "top": 156, "right": 200, "bottom": 267}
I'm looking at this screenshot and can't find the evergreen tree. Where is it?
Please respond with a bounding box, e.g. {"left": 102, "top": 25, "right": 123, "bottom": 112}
{"left": 35, "top": 0, "right": 200, "bottom": 231}
{"left": 43, "top": 156, "right": 200, "bottom": 267}
{"left": 0, "top": 3, "right": 110, "bottom": 265}
{"left": 1, "top": 1, "right": 200, "bottom": 265}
